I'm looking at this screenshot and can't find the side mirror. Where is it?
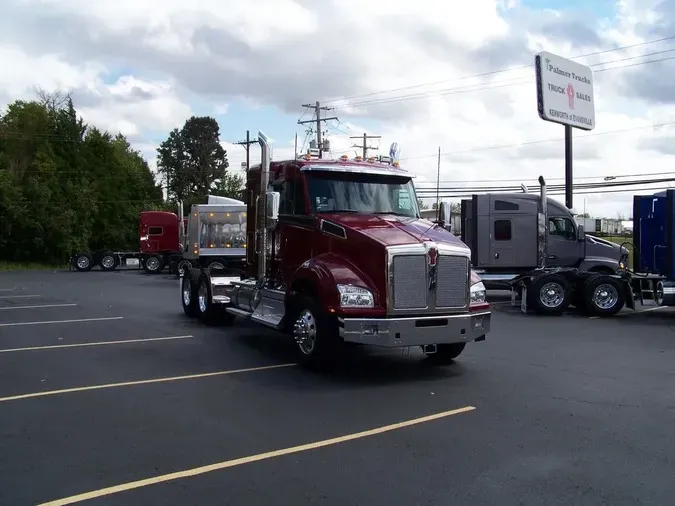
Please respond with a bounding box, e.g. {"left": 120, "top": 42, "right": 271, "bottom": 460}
{"left": 577, "top": 224, "right": 585, "bottom": 241}
{"left": 265, "top": 191, "right": 280, "bottom": 228}
{"left": 438, "top": 201, "right": 451, "bottom": 227}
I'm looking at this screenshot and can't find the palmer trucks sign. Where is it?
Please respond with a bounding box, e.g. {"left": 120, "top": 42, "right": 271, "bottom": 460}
{"left": 535, "top": 51, "right": 595, "bottom": 131}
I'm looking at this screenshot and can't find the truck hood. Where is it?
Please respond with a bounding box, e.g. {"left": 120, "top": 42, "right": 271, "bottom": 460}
{"left": 586, "top": 234, "right": 629, "bottom": 255}
{"left": 319, "top": 213, "right": 469, "bottom": 251}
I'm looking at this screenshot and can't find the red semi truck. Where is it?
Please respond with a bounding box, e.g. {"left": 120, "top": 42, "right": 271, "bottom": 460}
{"left": 181, "top": 131, "right": 492, "bottom": 367}
{"left": 71, "top": 210, "right": 187, "bottom": 274}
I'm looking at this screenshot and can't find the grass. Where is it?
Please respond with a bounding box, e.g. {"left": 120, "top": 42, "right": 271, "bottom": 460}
{"left": 0, "top": 261, "right": 66, "bottom": 272}
{"left": 603, "top": 235, "right": 635, "bottom": 270}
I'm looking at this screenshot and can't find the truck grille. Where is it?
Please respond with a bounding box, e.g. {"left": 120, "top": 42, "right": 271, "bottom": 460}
{"left": 391, "top": 254, "right": 469, "bottom": 311}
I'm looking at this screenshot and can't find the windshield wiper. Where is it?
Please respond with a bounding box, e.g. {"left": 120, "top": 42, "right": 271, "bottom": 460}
{"left": 319, "top": 209, "right": 359, "bottom": 213}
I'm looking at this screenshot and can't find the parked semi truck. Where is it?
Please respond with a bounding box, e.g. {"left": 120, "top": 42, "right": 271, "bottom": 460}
{"left": 509, "top": 178, "right": 675, "bottom": 316}
{"left": 180, "top": 132, "right": 491, "bottom": 367}
{"left": 72, "top": 196, "right": 247, "bottom": 275}
{"left": 71, "top": 210, "right": 187, "bottom": 274}
{"left": 460, "top": 182, "right": 628, "bottom": 289}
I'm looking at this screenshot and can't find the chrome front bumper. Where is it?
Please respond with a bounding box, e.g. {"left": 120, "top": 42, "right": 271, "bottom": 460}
{"left": 338, "top": 311, "right": 490, "bottom": 347}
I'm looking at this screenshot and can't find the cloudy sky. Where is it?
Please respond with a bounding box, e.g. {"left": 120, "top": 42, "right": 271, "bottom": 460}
{"left": 2, "top": 0, "right": 674, "bottom": 218}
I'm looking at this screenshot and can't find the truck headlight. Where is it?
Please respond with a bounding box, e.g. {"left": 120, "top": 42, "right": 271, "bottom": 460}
{"left": 470, "top": 270, "right": 486, "bottom": 304}
{"left": 337, "top": 284, "right": 374, "bottom": 308}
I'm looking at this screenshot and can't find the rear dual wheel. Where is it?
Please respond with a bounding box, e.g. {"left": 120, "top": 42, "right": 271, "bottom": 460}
{"left": 527, "top": 273, "right": 624, "bottom": 317}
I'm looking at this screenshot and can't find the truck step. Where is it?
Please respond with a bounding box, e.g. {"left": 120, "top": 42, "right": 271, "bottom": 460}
{"left": 250, "top": 313, "right": 283, "bottom": 330}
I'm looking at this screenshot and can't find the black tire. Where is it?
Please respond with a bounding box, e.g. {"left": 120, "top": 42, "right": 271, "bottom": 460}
{"left": 290, "top": 295, "right": 342, "bottom": 368}
{"left": 181, "top": 268, "right": 200, "bottom": 318}
{"left": 583, "top": 275, "right": 625, "bottom": 317}
{"left": 526, "top": 274, "right": 572, "bottom": 315}
{"left": 99, "top": 251, "right": 118, "bottom": 271}
{"left": 196, "top": 272, "right": 235, "bottom": 326}
{"left": 73, "top": 253, "right": 94, "bottom": 272}
{"left": 143, "top": 254, "right": 164, "bottom": 274}
{"left": 424, "top": 343, "right": 466, "bottom": 365}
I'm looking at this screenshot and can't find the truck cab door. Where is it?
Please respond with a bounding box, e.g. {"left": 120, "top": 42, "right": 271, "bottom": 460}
{"left": 547, "top": 216, "right": 581, "bottom": 266}
{"left": 485, "top": 196, "right": 538, "bottom": 269}
{"left": 271, "top": 177, "right": 313, "bottom": 284}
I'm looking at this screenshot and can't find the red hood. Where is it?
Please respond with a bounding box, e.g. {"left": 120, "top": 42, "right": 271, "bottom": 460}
{"left": 319, "top": 213, "right": 469, "bottom": 250}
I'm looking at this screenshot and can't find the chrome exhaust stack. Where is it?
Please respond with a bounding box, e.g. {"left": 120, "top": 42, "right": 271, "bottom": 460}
{"left": 257, "top": 131, "right": 271, "bottom": 280}
{"left": 538, "top": 176, "right": 548, "bottom": 268}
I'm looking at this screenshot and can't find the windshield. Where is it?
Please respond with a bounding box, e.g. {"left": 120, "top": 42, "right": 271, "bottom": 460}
{"left": 305, "top": 171, "right": 420, "bottom": 218}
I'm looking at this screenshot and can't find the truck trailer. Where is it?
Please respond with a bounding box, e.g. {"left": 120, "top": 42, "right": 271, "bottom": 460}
{"left": 510, "top": 178, "right": 675, "bottom": 316}
{"left": 180, "top": 131, "right": 492, "bottom": 367}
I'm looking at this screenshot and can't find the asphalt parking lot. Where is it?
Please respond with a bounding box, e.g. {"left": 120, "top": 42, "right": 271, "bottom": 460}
{"left": 1, "top": 270, "right": 674, "bottom": 505}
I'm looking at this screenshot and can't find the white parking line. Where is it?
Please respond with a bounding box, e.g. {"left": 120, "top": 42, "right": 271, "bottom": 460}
{"left": 0, "top": 303, "right": 76, "bottom": 311}
{"left": 0, "top": 317, "right": 124, "bottom": 327}
{"left": 0, "top": 294, "right": 41, "bottom": 299}
{"left": 0, "top": 335, "right": 195, "bottom": 354}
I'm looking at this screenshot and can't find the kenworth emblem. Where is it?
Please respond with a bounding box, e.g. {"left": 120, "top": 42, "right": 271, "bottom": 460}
{"left": 427, "top": 246, "right": 438, "bottom": 291}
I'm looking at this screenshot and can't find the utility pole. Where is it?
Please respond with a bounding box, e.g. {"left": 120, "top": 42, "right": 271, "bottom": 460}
{"left": 436, "top": 146, "right": 441, "bottom": 212}
{"left": 298, "top": 101, "right": 338, "bottom": 159}
{"left": 350, "top": 133, "right": 381, "bottom": 159}
{"left": 236, "top": 130, "right": 258, "bottom": 170}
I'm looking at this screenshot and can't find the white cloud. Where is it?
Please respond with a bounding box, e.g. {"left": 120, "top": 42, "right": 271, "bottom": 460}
{"left": 1, "top": 0, "right": 673, "bottom": 219}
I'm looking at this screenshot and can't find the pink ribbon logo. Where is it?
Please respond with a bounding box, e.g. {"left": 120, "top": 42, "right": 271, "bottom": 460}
{"left": 567, "top": 84, "right": 575, "bottom": 109}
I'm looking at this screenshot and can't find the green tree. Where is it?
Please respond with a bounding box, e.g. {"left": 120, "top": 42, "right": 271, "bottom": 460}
{"left": 156, "top": 116, "right": 231, "bottom": 206}
{"left": 0, "top": 93, "right": 164, "bottom": 264}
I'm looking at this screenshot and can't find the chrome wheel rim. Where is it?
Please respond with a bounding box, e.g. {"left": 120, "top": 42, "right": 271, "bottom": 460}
{"left": 294, "top": 309, "right": 317, "bottom": 355}
{"left": 76, "top": 256, "right": 90, "bottom": 269}
{"left": 146, "top": 257, "right": 160, "bottom": 271}
{"left": 198, "top": 281, "right": 208, "bottom": 313}
{"left": 101, "top": 256, "right": 115, "bottom": 269}
{"left": 539, "top": 282, "right": 564, "bottom": 308}
{"left": 593, "top": 283, "right": 618, "bottom": 310}
{"left": 182, "top": 278, "right": 191, "bottom": 306}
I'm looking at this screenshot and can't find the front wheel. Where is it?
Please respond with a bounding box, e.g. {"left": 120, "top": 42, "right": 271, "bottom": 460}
{"left": 291, "top": 296, "right": 342, "bottom": 368}
{"left": 424, "top": 343, "right": 466, "bottom": 365}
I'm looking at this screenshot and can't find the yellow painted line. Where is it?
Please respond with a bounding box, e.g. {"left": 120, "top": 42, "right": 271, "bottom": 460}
{"left": 39, "top": 405, "right": 476, "bottom": 506}
{"left": 0, "top": 335, "right": 195, "bottom": 354}
{"left": 0, "top": 303, "right": 76, "bottom": 311}
{"left": 0, "top": 363, "right": 296, "bottom": 403}
{"left": 0, "top": 316, "right": 124, "bottom": 327}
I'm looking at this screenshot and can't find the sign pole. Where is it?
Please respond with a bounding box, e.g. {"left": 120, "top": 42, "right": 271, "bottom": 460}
{"left": 564, "top": 124, "right": 573, "bottom": 209}
{"left": 535, "top": 50, "right": 595, "bottom": 212}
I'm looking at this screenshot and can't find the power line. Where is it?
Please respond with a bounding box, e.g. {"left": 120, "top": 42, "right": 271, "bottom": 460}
{"left": 415, "top": 171, "right": 675, "bottom": 185}
{"left": 332, "top": 51, "right": 675, "bottom": 110}
{"left": 321, "top": 34, "right": 675, "bottom": 105}
{"left": 416, "top": 176, "right": 675, "bottom": 197}
{"left": 400, "top": 120, "right": 675, "bottom": 161}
